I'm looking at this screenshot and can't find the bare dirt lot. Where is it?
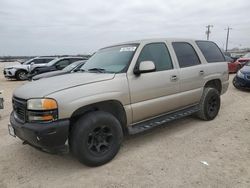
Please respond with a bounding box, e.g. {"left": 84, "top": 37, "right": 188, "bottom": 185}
{"left": 0, "top": 62, "right": 249, "bottom": 188}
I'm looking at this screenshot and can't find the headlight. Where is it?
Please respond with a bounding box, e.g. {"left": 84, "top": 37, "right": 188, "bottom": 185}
{"left": 27, "top": 98, "right": 58, "bottom": 122}
{"left": 237, "top": 71, "right": 245, "bottom": 78}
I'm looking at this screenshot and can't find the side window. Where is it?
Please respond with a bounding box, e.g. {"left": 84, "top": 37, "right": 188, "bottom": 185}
{"left": 44, "top": 59, "right": 53, "bottom": 63}
{"left": 172, "top": 42, "right": 201, "bottom": 68}
{"left": 32, "top": 59, "right": 44, "bottom": 64}
{"left": 70, "top": 58, "right": 82, "bottom": 63}
{"left": 56, "top": 59, "right": 70, "bottom": 69}
{"left": 137, "top": 43, "right": 173, "bottom": 71}
{"left": 196, "top": 41, "right": 225, "bottom": 63}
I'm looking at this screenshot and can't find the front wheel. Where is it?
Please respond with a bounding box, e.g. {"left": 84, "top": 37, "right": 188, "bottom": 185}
{"left": 70, "top": 111, "right": 123, "bottom": 166}
{"left": 196, "top": 87, "right": 221, "bottom": 121}
{"left": 15, "top": 70, "right": 28, "bottom": 80}
{"left": 233, "top": 76, "right": 241, "bottom": 89}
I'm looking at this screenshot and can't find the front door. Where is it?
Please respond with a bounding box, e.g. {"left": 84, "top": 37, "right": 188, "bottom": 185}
{"left": 127, "top": 42, "right": 180, "bottom": 123}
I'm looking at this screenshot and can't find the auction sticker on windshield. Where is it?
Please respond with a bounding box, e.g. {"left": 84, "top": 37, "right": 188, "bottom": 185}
{"left": 120, "top": 47, "right": 137, "bottom": 52}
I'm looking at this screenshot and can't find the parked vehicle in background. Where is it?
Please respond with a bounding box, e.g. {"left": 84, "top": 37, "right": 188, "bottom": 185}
{"left": 0, "top": 90, "right": 3, "bottom": 110}
{"left": 228, "top": 58, "right": 242, "bottom": 73}
{"left": 9, "top": 39, "right": 229, "bottom": 166}
{"left": 228, "top": 53, "right": 250, "bottom": 73}
{"left": 32, "top": 60, "right": 86, "bottom": 81}
{"left": 233, "top": 61, "right": 250, "bottom": 90}
{"left": 3, "top": 57, "right": 55, "bottom": 80}
{"left": 28, "top": 57, "right": 87, "bottom": 79}
{"left": 236, "top": 52, "right": 250, "bottom": 65}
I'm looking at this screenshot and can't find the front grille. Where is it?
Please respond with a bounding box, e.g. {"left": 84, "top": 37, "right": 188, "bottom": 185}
{"left": 13, "top": 97, "right": 27, "bottom": 122}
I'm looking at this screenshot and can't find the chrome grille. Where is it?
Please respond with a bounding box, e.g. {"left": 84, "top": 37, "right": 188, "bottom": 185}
{"left": 13, "top": 97, "right": 27, "bottom": 122}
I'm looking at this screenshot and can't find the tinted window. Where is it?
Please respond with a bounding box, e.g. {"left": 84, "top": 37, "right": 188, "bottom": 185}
{"left": 137, "top": 43, "right": 173, "bottom": 71}
{"left": 172, "top": 42, "right": 201, "bottom": 68}
{"left": 30, "top": 59, "right": 45, "bottom": 64}
{"left": 43, "top": 58, "right": 53, "bottom": 63}
{"left": 196, "top": 41, "right": 225, "bottom": 63}
{"left": 56, "top": 59, "right": 71, "bottom": 69}
{"left": 70, "top": 58, "right": 83, "bottom": 63}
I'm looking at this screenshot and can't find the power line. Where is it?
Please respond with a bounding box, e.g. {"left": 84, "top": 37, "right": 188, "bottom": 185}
{"left": 205, "top": 25, "right": 213, "bottom": 40}
{"left": 225, "top": 27, "right": 232, "bottom": 52}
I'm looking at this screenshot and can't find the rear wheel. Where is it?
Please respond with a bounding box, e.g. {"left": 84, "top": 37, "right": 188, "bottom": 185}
{"left": 15, "top": 70, "right": 28, "bottom": 80}
{"left": 71, "top": 111, "right": 123, "bottom": 166}
{"left": 196, "top": 87, "right": 221, "bottom": 121}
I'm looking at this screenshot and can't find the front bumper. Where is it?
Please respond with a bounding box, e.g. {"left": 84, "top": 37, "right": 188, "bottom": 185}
{"left": 3, "top": 69, "right": 16, "bottom": 78}
{"left": 234, "top": 76, "right": 250, "bottom": 89}
{"left": 9, "top": 112, "right": 70, "bottom": 152}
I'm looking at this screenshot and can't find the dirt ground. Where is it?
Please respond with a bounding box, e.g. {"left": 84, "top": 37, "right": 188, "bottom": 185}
{"left": 0, "top": 62, "right": 249, "bottom": 188}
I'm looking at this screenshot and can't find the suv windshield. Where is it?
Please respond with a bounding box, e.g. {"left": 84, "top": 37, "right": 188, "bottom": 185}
{"left": 63, "top": 61, "right": 83, "bottom": 71}
{"left": 23, "top": 58, "right": 36, "bottom": 65}
{"left": 243, "top": 53, "right": 250, "bottom": 58}
{"left": 81, "top": 44, "right": 138, "bottom": 73}
{"left": 46, "top": 58, "right": 60, "bottom": 66}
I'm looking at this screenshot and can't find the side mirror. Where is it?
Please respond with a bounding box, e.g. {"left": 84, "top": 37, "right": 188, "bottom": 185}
{"left": 134, "top": 61, "right": 156, "bottom": 75}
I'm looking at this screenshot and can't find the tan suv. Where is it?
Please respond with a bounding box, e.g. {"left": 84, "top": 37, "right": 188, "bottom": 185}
{"left": 8, "top": 38, "right": 229, "bottom": 166}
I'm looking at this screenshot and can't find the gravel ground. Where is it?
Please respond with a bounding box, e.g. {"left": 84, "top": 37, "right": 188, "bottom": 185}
{"left": 0, "top": 62, "right": 249, "bottom": 188}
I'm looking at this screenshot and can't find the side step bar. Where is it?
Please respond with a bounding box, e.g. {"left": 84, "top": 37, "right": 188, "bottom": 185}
{"left": 128, "top": 105, "right": 200, "bottom": 135}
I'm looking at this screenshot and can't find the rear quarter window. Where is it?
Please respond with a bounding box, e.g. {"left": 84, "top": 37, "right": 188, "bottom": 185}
{"left": 172, "top": 42, "right": 201, "bottom": 68}
{"left": 196, "top": 41, "right": 225, "bottom": 63}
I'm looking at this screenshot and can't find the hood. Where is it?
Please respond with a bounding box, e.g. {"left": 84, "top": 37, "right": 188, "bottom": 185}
{"left": 5, "top": 64, "right": 29, "bottom": 69}
{"left": 32, "top": 70, "right": 66, "bottom": 80}
{"left": 240, "top": 65, "right": 250, "bottom": 74}
{"left": 14, "top": 72, "right": 115, "bottom": 99}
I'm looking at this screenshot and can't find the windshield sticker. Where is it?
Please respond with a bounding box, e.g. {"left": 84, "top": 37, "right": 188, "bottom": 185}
{"left": 120, "top": 47, "right": 137, "bottom": 52}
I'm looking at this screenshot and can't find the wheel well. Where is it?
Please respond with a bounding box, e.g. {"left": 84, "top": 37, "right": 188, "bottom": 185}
{"left": 204, "top": 79, "right": 222, "bottom": 94}
{"left": 15, "top": 69, "right": 28, "bottom": 75}
{"left": 70, "top": 100, "right": 128, "bottom": 134}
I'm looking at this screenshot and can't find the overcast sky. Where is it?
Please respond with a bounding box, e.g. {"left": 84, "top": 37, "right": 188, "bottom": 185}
{"left": 0, "top": 0, "right": 249, "bottom": 56}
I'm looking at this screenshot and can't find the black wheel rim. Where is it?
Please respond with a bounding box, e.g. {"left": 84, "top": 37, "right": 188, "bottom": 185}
{"left": 87, "top": 126, "right": 113, "bottom": 155}
{"left": 207, "top": 95, "right": 219, "bottom": 117}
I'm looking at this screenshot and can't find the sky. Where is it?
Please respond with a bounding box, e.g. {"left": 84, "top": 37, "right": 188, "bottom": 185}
{"left": 0, "top": 0, "right": 250, "bottom": 56}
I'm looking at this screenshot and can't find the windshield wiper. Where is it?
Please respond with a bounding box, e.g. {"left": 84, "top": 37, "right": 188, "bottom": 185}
{"left": 88, "top": 68, "right": 106, "bottom": 73}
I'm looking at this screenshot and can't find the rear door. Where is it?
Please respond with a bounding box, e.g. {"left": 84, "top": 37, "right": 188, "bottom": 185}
{"left": 172, "top": 42, "right": 204, "bottom": 107}
{"left": 128, "top": 42, "right": 180, "bottom": 123}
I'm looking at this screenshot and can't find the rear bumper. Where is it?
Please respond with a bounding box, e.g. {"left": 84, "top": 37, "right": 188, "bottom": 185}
{"left": 10, "top": 112, "right": 70, "bottom": 152}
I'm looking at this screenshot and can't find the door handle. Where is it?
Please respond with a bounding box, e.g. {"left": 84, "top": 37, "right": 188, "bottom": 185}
{"left": 170, "top": 75, "right": 178, "bottom": 81}
{"left": 199, "top": 70, "right": 204, "bottom": 75}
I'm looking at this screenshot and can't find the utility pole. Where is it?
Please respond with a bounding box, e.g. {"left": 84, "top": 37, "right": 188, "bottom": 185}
{"left": 225, "top": 27, "right": 232, "bottom": 52}
{"left": 205, "top": 25, "right": 213, "bottom": 40}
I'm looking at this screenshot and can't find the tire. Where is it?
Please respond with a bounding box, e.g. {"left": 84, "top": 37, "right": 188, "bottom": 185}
{"left": 196, "top": 87, "right": 221, "bottom": 121}
{"left": 70, "top": 111, "right": 123, "bottom": 166}
{"left": 233, "top": 76, "right": 241, "bottom": 89}
{"left": 15, "top": 70, "right": 28, "bottom": 80}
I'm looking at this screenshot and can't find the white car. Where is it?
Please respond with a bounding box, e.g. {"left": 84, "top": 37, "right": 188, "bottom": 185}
{"left": 3, "top": 57, "right": 55, "bottom": 80}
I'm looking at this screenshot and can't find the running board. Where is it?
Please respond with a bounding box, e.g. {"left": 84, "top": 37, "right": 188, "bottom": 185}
{"left": 128, "top": 105, "right": 199, "bottom": 135}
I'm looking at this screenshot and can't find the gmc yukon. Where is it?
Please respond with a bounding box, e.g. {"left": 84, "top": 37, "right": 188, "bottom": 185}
{"left": 8, "top": 39, "right": 229, "bottom": 166}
